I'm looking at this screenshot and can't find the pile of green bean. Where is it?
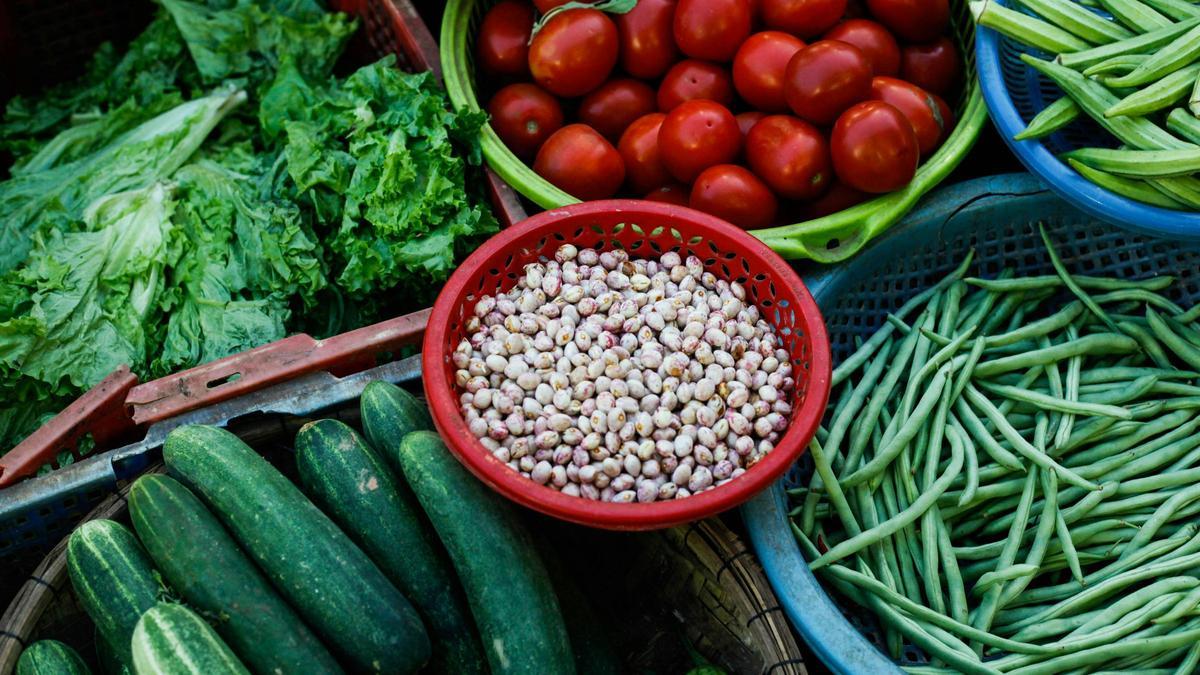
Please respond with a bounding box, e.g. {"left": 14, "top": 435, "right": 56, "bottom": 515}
{"left": 790, "top": 226, "right": 1200, "bottom": 673}
{"left": 973, "top": 0, "right": 1200, "bottom": 209}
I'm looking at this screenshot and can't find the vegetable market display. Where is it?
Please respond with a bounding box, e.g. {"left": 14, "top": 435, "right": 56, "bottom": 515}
{"left": 455, "top": 244, "right": 796, "bottom": 502}
{"left": 38, "top": 382, "right": 609, "bottom": 674}
{"left": 976, "top": 0, "right": 1200, "bottom": 209}
{"left": 792, "top": 224, "right": 1200, "bottom": 672}
{"left": 475, "top": 0, "right": 963, "bottom": 229}
{"left": 0, "top": 0, "right": 497, "bottom": 454}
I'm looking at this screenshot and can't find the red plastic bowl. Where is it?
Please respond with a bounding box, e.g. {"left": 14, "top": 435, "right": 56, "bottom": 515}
{"left": 423, "top": 200, "right": 831, "bottom": 530}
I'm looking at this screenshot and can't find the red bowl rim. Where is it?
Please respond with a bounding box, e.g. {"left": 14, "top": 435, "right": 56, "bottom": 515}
{"left": 423, "top": 199, "right": 831, "bottom": 530}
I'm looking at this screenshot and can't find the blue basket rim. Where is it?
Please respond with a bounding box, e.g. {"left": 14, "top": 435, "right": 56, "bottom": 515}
{"left": 975, "top": 14, "right": 1200, "bottom": 240}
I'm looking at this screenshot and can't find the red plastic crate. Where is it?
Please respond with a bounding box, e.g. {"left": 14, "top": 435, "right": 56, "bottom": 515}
{"left": 0, "top": 0, "right": 525, "bottom": 488}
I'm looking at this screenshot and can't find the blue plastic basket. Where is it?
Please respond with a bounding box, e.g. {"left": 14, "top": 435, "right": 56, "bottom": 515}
{"left": 741, "top": 172, "right": 1200, "bottom": 674}
{"left": 975, "top": 2, "right": 1200, "bottom": 240}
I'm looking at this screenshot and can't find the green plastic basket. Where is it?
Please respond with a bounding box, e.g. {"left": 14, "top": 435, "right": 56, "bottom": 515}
{"left": 440, "top": 0, "right": 987, "bottom": 264}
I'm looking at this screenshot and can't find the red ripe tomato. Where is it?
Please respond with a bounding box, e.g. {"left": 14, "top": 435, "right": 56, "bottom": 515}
{"left": 657, "top": 59, "right": 735, "bottom": 111}
{"left": 733, "top": 31, "right": 806, "bottom": 113}
{"left": 690, "top": 165, "right": 778, "bottom": 229}
{"left": 645, "top": 183, "right": 691, "bottom": 205}
{"left": 866, "top": 0, "right": 948, "bottom": 42}
{"left": 761, "top": 0, "right": 848, "bottom": 38}
{"left": 823, "top": 19, "right": 900, "bottom": 77}
{"left": 477, "top": 1, "right": 535, "bottom": 77}
{"left": 673, "top": 0, "right": 753, "bottom": 62}
{"left": 580, "top": 79, "right": 658, "bottom": 141}
{"left": 784, "top": 40, "right": 874, "bottom": 125}
{"left": 529, "top": 9, "right": 619, "bottom": 97}
{"left": 616, "top": 0, "right": 678, "bottom": 79}
{"left": 618, "top": 113, "right": 673, "bottom": 193}
{"left": 931, "top": 92, "right": 954, "bottom": 144}
{"left": 831, "top": 101, "right": 918, "bottom": 193}
{"left": 736, "top": 111, "right": 766, "bottom": 138}
{"left": 488, "top": 83, "right": 565, "bottom": 159}
{"left": 534, "top": 124, "right": 626, "bottom": 199}
{"left": 745, "top": 115, "right": 832, "bottom": 200}
{"left": 901, "top": 38, "right": 961, "bottom": 95}
{"left": 800, "top": 180, "right": 868, "bottom": 218}
{"left": 870, "top": 76, "right": 945, "bottom": 156}
{"left": 658, "top": 100, "right": 741, "bottom": 182}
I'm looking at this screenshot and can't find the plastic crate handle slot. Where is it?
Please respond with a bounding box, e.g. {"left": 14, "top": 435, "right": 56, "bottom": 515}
{"left": 126, "top": 308, "right": 431, "bottom": 427}
{"left": 0, "top": 366, "right": 139, "bottom": 488}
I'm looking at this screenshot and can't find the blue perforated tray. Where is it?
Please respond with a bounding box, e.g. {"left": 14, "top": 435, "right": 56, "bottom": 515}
{"left": 741, "top": 173, "right": 1200, "bottom": 674}
{"left": 976, "top": 0, "right": 1200, "bottom": 239}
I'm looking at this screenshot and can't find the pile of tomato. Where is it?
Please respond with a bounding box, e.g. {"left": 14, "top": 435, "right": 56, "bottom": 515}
{"left": 478, "top": 0, "right": 961, "bottom": 229}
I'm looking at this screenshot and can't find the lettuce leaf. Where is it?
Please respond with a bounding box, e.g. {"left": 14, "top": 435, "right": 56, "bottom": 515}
{"left": 155, "top": 150, "right": 327, "bottom": 376}
{"left": 0, "top": 87, "right": 246, "bottom": 274}
{"left": 0, "top": 182, "right": 178, "bottom": 395}
{"left": 279, "top": 59, "right": 497, "bottom": 316}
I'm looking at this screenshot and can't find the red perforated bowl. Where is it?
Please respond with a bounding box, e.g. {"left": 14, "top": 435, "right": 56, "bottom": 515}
{"left": 423, "top": 200, "right": 831, "bottom": 530}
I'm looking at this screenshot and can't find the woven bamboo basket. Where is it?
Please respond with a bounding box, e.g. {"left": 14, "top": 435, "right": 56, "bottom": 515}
{"left": 1, "top": 442, "right": 806, "bottom": 675}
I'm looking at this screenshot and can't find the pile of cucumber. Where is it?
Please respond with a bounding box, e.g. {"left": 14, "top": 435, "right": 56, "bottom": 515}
{"left": 17, "top": 381, "right": 613, "bottom": 675}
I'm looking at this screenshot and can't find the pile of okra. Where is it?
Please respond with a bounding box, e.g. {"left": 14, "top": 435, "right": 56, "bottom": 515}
{"left": 975, "top": 0, "right": 1200, "bottom": 209}
{"left": 790, "top": 226, "right": 1200, "bottom": 673}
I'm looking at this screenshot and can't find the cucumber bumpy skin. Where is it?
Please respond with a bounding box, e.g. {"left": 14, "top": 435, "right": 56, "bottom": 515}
{"left": 163, "top": 424, "right": 430, "bottom": 674}
{"left": 296, "top": 417, "right": 484, "bottom": 674}
{"left": 388, "top": 430, "right": 575, "bottom": 674}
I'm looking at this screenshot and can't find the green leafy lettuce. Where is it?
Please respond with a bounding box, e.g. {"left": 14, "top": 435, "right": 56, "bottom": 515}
{"left": 278, "top": 58, "right": 497, "bottom": 309}
{"left": 0, "top": 0, "right": 496, "bottom": 451}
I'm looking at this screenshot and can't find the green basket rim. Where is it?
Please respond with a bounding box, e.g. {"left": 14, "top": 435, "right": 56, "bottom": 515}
{"left": 440, "top": 0, "right": 988, "bottom": 263}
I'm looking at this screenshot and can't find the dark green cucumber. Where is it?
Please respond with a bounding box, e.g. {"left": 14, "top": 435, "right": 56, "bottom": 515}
{"left": 163, "top": 424, "right": 430, "bottom": 674}
{"left": 131, "top": 603, "right": 249, "bottom": 675}
{"left": 391, "top": 431, "right": 574, "bottom": 674}
{"left": 128, "top": 474, "right": 342, "bottom": 675}
{"left": 295, "top": 419, "right": 484, "bottom": 674}
{"left": 359, "top": 381, "right": 432, "bottom": 450}
{"left": 16, "top": 640, "right": 92, "bottom": 675}
{"left": 66, "top": 519, "right": 160, "bottom": 668}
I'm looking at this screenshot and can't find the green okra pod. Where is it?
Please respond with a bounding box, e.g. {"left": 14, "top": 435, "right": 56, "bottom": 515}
{"left": 1067, "top": 158, "right": 1187, "bottom": 209}
{"left": 1105, "top": 22, "right": 1200, "bottom": 88}
{"left": 1017, "top": 0, "right": 1134, "bottom": 43}
{"left": 1058, "top": 17, "right": 1200, "bottom": 70}
{"left": 1098, "top": 0, "right": 1174, "bottom": 32}
{"left": 1064, "top": 146, "right": 1200, "bottom": 178}
{"left": 973, "top": 0, "right": 1092, "bottom": 53}
{"left": 1105, "top": 63, "right": 1200, "bottom": 117}
{"left": 1022, "top": 56, "right": 1192, "bottom": 150}
{"left": 1142, "top": 0, "right": 1200, "bottom": 20}
{"left": 1015, "top": 97, "right": 1082, "bottom": 140}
